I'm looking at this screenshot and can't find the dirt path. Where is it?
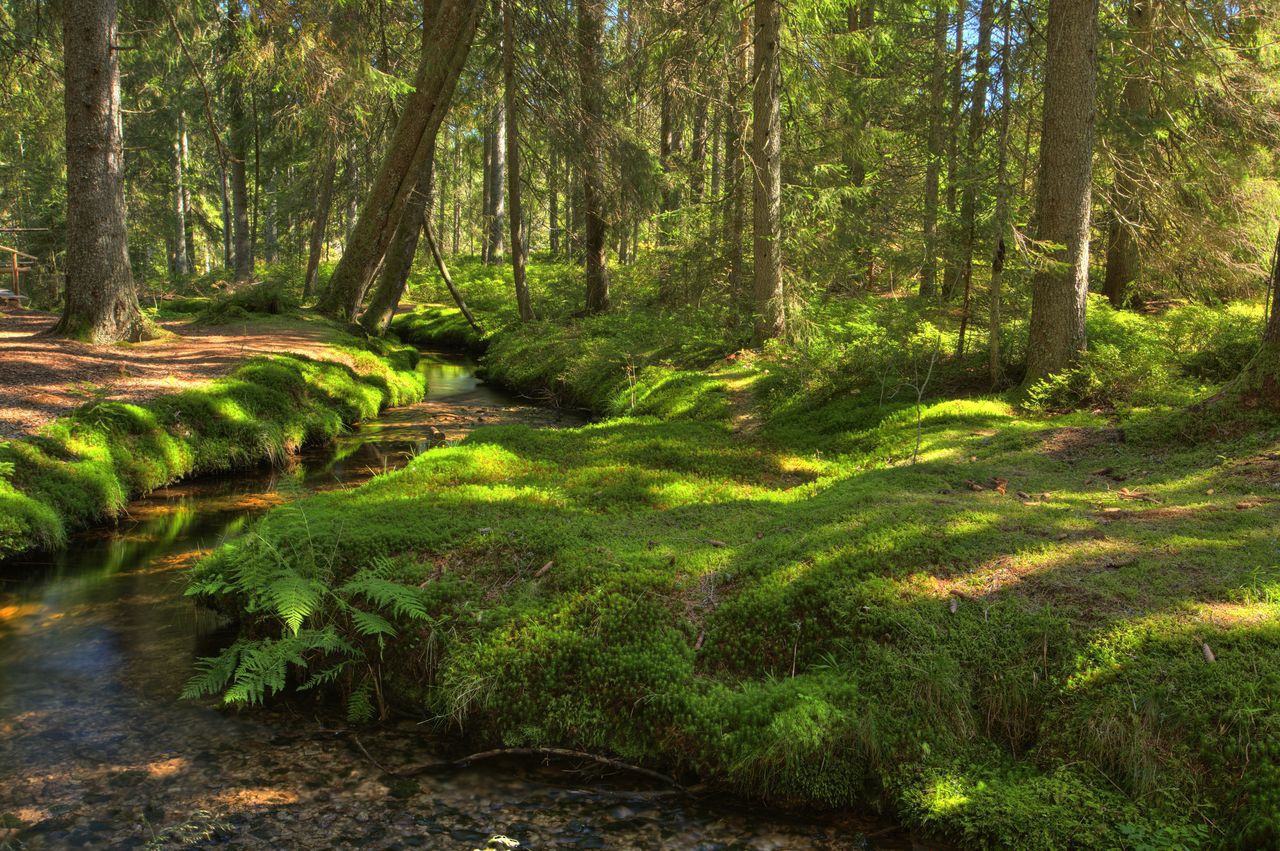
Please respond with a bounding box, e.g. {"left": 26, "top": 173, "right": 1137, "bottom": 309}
{"left": 0, "top": 309, "right": 357, "bottom": 440}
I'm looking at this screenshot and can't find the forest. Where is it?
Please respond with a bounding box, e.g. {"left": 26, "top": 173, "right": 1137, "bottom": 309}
{"left": 2, "top": 0, "right": 1280, "bottom": 847}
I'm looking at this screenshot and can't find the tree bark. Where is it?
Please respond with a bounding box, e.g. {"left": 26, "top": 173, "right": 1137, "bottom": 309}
{"left": 752, "top": 0, "right": 785, "bottom": 343}
{"left": 173, "top": 109, "right": 189, "bottom": 277}
{"left": 487, "top": 98, "right": 507, "bottom": 264}
{"left": 725, "top": 12, "right": 750, "bottom": 300}
{"left": 988, "top": 0, "right": 1013, "bottom": 388}
{"left": 53, "top": 0, "right": 151, "bottom": 343}
{"left": 226, "top": 3, "right": 253, "bottom": 285}
{"left": 425, "top": 215, "right": 481, "bottom": 332}
{"left": 304, "top": 145, "right": 337, "bottom": 299}
{"left": 549, "top": 148, "right": 560, "bottom": 256}
{"left": 1102, "top": 0, "right": 1153, "bottom": 308}
{"left": 941, "top": 0, "right": 967, "bottom": 300}
{"left": 317, "top": 0, "right": 482, "bottom": 321}
{"left": 360, "top": 151, "right": 434, "bottom": 335}
{"left": 1024, "top": 0, "right": 1100, "bottom": 386}
{"left": 504, "top": 0, "right": 533, "bottom": 320}
{"left": 955, "top": 0, "right": 995, "bottom": 355}
{"left": 577, "top": 0, "right": 610, "bottom": 314}
{"left": 920, "top": 3, "right": 948, "bottom": 299}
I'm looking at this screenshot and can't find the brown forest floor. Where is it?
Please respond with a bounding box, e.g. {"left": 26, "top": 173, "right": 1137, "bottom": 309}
{"left": 0, "top": 309, "right": 352, "bottom": 440}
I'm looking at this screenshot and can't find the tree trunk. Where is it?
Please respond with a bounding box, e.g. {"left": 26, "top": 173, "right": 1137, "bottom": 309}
{"left": 263, "top": 171, "right": 278, "bottom": 264}
{"left": 425, "top": 215, "right": 482, "bottom": 332}
{"left": 360, "top": 151, "right": 435, "bottom": 335}
{"left": 53, "top": 0, "right": 151, "bottom": 343}
{"left": 304, "top": 146, "right": 337, "bottom": 299}
{"left": 1102, "top": 0, "right": 1153, "bottom": 308}
{"left": 220, "top": 168, "right": 231, "bottom": 271}
{"left": 955, "top": 0, "right": 995, "bottom": 355}
{"left": 317, "top": 0, "right": 482, "bottom": 321}
{"left": 549, "top": 148, "right": 560, "bottom": 256}
{"left": 173, "top": 109, "right": 189, "bottom": 277}
{"left": 504, "top": 0, "right": 534, "bottom": 320}
{"left": 481, "top": 125, "right": 492, "bottom": 264}
{"left": 941, "top": 0, "right": 968, "bottom": 300}
{"left": 988, "top": 0, "right": 1013, "bottom": 388}
{"left": 920, "top": 3, "right": 948, "bottom": 299}
{"left": 725, "top": 12, "right": 750, "bottom": 299}
{"left": 487, "top": 99, "right": 507, "bottom": 264}
{"left": 658, "top": 71, "right": 683, "bottom": 242}
{"left": 577, "top": 0, "right": 610, "bottom": 314}
{"left": 752, "top": 0, "right": 785, "bottom": 343}
{"left": 226, "top": 4, "right": 253, "bottom": 285}
{"left": 1024, "top": 0, "right": 1100, "bottom": 386}
{"left": 689, "top": 90, "right": 709, "bottom": 204}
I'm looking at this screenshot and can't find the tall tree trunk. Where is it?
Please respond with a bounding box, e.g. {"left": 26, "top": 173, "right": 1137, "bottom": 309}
{"left": 263, "top": 171, "right": 278, "bottom": 264}
{"left": 1265, "top": 225, "right": 1280, "bottom": 349}
{"left": 226, "top": 4, "right": 253, "bottom": 285}
{"left": 361, "top": 149, "right": 435, "bottom": 335}
{"left": 988, "top": 0, "right": 1013, "bottom": 388}
{"left": 920, "top": 3, "right": 948, "bottom": 299}
{"left": 1102, "top": 0, "right": 1153, "bottom": 308}
{"left": 658, "top": 71, "right": 683, "bottom": 242}
{"left": 725, "top": 12, "right": 750, "bottom": 299}
{"left": 577, "top": 0, "right": 610, "bottom": 314}
{"left": 955, "top": 0, "right": 995, "bottom": 355}
{"left": 487, "top": 99, "right": 507, "bottom": 264}
{"left": 549, "top": 148, "right": 560, "bottom": 256}
{"left": 220, "top": 168, "right": 232, "bottom": 270}
{"left": 53, "top": 0, "right": 151, "bottom": 343}
{"left": 426, "top": 215, "right": 482, "bottom": 332}
{"left": 752, "top": 0, "right": 784, "bottom": 343}
{"left": 481, "top": 125, "right": 492, "bottom": 263}
{"left": 504, "top": 0, "right": 533, "bottom": 320}
{"left": 173, "top": 109, "right": 189, "bottom": 277}
{"left": 318, "top": 0, "right": 482, "bottom": 321}
{"left": 689, "top": 90, "right": 709, "bottom": 204}
{"left": 1024, "top": 0, "right": 1100, "bottom": 386}
{"left": 304, "top": 145, "right": 337, "bottom": 299}
{"left": 941, "top": 0, "right": 968, "bottom": 299}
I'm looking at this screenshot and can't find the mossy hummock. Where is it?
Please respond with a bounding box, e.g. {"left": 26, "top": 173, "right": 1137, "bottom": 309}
{"left": 0, "top": 326, "right": 425, "bottom": 561}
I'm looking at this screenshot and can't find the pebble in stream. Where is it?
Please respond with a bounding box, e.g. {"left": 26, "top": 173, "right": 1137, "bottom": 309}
{"left": 0, "top": 355, "right": 922, "bottom": 850}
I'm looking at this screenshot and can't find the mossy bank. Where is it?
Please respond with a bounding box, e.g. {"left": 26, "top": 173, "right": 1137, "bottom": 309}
{"left": 188, "top": 261, "right": 1280, "bottom": 849}
{"left": 0, "top": 314, "right": 425, "bottom": 562}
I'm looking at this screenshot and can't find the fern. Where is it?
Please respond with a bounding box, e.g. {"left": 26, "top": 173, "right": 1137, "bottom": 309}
{"left": 346, "top": 681, "right": 376, "bottom": 723}
{"left": 266, "top": 574, "right": 324, "bottom": 634}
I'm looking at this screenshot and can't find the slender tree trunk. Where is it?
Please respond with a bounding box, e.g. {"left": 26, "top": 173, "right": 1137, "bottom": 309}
{"left": 725, "top": 12, "right": 750, "bottom": 299}
{"left": 1024, "top": 0, "right": 1100, "bottom": 386}
{"left": 549, "top": 149, "right": 560, "bottom": 256}
{"left": 226, "top": 4, "right": 253, "bottom": 285}
{"left": 173, "top": 109, "right": 189, "bottom": 277}
{"left": 504, "top": 0, "right": 533, "bottom": 320}
{"left": 941, "top": 0, "right": 968, "bottom": 299}
{"left": 1102, "top": 0, "right": 1153, "bottom": 308}
{"left": 658, "top": 71, "right": 683, "bottom": 242}
{"left": 1265, "top": 225, "right": 1280, "bottom": 348}
{"left": 690, "top": 90, "right": 709, "bottom": 204}
{"left": 53, "top": 0, "right": 151, "bottom": 342}
{"left": 263, "top": 171, "right": 278, "bottom": 264}
{"left": 361, "top": 148, "right": 435, "bottom": 335}
{"left": 487, "top": 99, "right": 507, "bottom": 264}
{"left": 304, "top": 146, "right": 337, "bottom": 299}
{"left": 425, "top": 215, "right": 481, "bottom": 332}
{"left": 318, "top": 0, "right": 482, "bottom": 321}
{"left": 481, "top": 125, "right": 492, "bottom": 263}
{"left": 577, "top": 0, "right": 610, "bottom": 313}
{"left": 220, "top": 168, "right": 231, "bottom": 270}
{"left": 752, "top": 0, "right": 785, "bottom": 343}
{"left": 988, "top": 0, "right": 1013, "bottom": 388}
{"left": 955, "top": 0, "right": 995, "bottom": 355}
{"left": 920, "top": 4, "right": 948, "bottom": 299}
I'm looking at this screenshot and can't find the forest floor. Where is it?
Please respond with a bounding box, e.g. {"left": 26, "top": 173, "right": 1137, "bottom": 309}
{"left": 0, "top": 308, "right": 365, "bottom": 440}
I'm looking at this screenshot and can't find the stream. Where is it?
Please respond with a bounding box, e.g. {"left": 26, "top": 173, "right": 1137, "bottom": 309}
{"left": 0, "top": 353, "right": 920, "bottom": 850}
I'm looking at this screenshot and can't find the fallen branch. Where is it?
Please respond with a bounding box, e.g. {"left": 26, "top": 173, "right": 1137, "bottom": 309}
{"left": 455, "top": 747, "right": 682, "bottom": 789}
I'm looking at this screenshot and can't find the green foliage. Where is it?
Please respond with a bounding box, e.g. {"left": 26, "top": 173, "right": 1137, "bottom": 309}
{"left": 200, "top": 277, "right": 301, "bottom": 322}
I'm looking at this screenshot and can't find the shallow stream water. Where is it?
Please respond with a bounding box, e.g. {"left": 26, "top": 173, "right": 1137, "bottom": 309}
{"left": 0, "top": 354, "right": 922, "bottom": 850}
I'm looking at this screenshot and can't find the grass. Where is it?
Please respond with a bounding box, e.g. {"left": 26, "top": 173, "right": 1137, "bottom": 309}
{"left": 189, "top": 260, "right": 1280, "bottom": 848}
{"left": 0, "top": 313, "right": 425, "bottom": 561}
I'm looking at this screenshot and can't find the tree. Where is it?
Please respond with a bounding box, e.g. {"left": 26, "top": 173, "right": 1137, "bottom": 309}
{"left": 173, "top": 109, "right": 189, "bottom": 277}
{"left": 225, "top": 2, "right": 254, "bottom": 285}
{"left": 51, "top": 0, "right": 152, "bottom": 343}
{"left": 919, "top": 3, "right": 949, "bottom": 300}
{"left": 304, "top": 144, "right": 337, "bottom": 300}
{"left": 1023, "top": 0, "right": 1100, "bottom": 387}
{"left": 318, "top": 0, "right": 482, "bottom": 322}
{"left": 504, "top": 0, "right": 533, "bottom": 321}
{"left": 577, "top": 0, "right": 610, "bottom": 314}
{"left": 752, "top": 0, "right": 784, "bottom": 343}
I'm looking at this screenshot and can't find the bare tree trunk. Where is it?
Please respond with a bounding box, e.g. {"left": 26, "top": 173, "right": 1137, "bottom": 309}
{"left": 920, "top": 3, "right": 948, "bottom": 299}
{"left": 955, "top": 0, "right": 995, "bottom": 355}
{"left": 425, "top": 216, "right": 481, "bottom": 332}
{"left": 578, "top": 0, "right": 610, "bottom": 313}
{"left": 263, "top": 171, "right": 277, "bottom": 264}
{"left": 318, "top": 0, "right": 482, "bottom": 321}
{"left": 752, "top": 0, "right": 785, "bottom": 343}
{"left": 53, "top": 0, "right": 152, "bottom": 343}
{"left": 504, "top": 0, "right": 534, "bottom": 320}
{"left": 1266, "top": 225, "right": 1280, "bottom": 348}
{"left": 658, "top": 70, "right": 683, "bottom": 242}
{"left": 1024, "top": 0, "right": 1100, "bottom": 386}
{"left": 725, "top": 12, "right": 750, "bottom": 300}
{"left": 988, "top": 0, "right": 1013, "bottom": 388}
{"left": 360, "top": 153, "right": 434, "bottom": 335}
{"left": 941, "top": 0, "right": 968, "bottom": 300}
{"left": 173, "top": 109, "right": 189, "bottom": 277}
{"left": 226, "top": 3, "right": 253, "bottom": 285}
{"left": 689, "top": 90, "right": 709, "bottom": 204}
{"left": 304, "top": 146, "right": 337, "bottom": 299}
{"left": 1102, "top": 0, "right": 1154, "bottom": 308}
{"left": 220, "top": 168, "right": 231, "bottom": 270}
{"left": 487, "top": 98, "right": 507, "bottom": 264}
{"left": 549, "top": 148, "right": 560, "bottom": 256}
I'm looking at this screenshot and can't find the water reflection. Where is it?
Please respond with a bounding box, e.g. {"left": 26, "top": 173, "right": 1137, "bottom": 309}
{"left": 0, "top": 353, "right": 918, "bottom": 850}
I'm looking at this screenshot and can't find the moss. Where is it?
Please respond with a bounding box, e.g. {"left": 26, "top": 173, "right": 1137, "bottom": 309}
{"left": 0, "top": 320, "right": 425, "bottom": 561}
{"left": 190, "top": 265, "right": 1280, "bottom": 848}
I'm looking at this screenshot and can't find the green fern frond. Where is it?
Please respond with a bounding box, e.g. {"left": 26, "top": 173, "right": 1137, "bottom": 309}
{"left": 267, "top": 574, "right": 324, "bottom": 634}
{"left": 346, "top": 681, "right": 376, "bottom": 723}
{"left": 340, "top": 573, "right": 429, "bottom": 622}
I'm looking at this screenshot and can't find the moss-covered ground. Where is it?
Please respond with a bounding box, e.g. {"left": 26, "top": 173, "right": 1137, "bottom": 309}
{"left": 189, "top": 260, "right": 1280, "bottom": 848}
{"left": 0, "top": 313, "right": 425, "bottom": 561}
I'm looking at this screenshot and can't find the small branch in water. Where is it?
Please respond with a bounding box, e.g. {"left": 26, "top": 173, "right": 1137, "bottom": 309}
{"left": 455, "top": 747, "right": 682, "bottom": 789}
